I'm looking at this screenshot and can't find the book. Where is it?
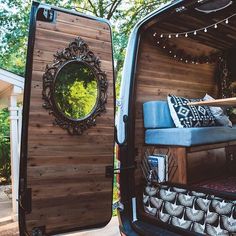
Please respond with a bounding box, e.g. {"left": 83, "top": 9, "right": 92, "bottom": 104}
{"left": 147, "top": 154, "right": 168, "bottom": 183}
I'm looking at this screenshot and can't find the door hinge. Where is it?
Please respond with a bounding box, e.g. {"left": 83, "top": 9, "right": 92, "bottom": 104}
{"left": 32, "top": 226, "right": 46, "bottom": 236}
{"left": 37, "top": 6, "right": 56, "bottom": 23}
{"left": 19, "top": 180, "right": 32, "bottom": 214}
{"left": 105, "top": 162, "right": 137, "bottom": 178}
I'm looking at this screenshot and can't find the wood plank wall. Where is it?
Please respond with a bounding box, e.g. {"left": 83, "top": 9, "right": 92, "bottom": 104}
{"left": 134, "top": 31, "right": 219, "bottom": 187}
{"left": 24, "top": 11, "right": 114, "bottom": 234}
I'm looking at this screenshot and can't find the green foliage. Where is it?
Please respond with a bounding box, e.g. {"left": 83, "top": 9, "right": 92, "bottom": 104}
{"left": 0, "top": 0, "right": 30, "bottom": 76}
{"left": 55, "top": 62, "right": 98, "bottom": 119}
{"left": 0, "top": 0, "right": 170, "bottom": 80}
{"left": 0, "top": 108, "right": 10, "bottom": 184}
{"left": 0, "top": 108, "right": 10, "bottom": 140}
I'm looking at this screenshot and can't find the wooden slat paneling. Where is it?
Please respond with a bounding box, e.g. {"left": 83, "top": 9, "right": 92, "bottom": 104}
{"left": 134, "top": 32, "right": 219, "bottom": 187}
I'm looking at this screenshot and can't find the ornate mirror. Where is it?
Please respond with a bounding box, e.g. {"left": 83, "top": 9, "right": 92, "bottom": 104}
{"left": 42, "top": 37, "right": 108, "bottom": 135}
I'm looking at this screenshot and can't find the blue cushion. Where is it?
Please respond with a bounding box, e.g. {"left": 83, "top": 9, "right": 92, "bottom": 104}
{"left": 145, "top": 125, "right": 236, "bottom": 147}
{"left": 143, "top": 101, "right": 175, "bottom": 128}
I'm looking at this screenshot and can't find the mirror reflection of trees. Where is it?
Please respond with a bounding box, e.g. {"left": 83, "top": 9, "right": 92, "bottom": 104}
{"left": 54, "top": 61, "right": 98, "bottom": 120}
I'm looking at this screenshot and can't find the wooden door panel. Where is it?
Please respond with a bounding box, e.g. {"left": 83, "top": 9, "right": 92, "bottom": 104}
{"left": 19, "top": 3, "right": 114, "bottom": 235}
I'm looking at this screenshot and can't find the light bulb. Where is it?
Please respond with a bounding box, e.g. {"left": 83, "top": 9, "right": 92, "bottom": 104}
{"left": 214, "top": 24, "right": 218, "bottom": 28}
{"left": 157, "top": 41, "right": 160, "bottom": 44}
{"left": 163, "top": 46, "right": 166, "bottom": 48}
{"left": 169, "top": 51, "right": 172, "bottom": 54}
{"left": 174, "top": 55, "right": 177, "bottom": 58}
{"left": 176, "top": 34, "right": 179, "bottom": 37}
{"left": 226, "top": 19, "right": 229, "bottom": 24}
{"left": 194, "top": 31, "right": 197, "bottom": 35}
{"left": 153, "top": 32, "right": 157, "bottom": 37}
{"left": 168, "top": 35, "right": 171, "bottom": 38}
{"left": 160, "top": 34, "right": 163, "bottom": 38}
{"left": 204, "top": 28, "right": 207, "bottom": 32}
{"left": 185, "top": 33, "right": 188, "bottom": 37}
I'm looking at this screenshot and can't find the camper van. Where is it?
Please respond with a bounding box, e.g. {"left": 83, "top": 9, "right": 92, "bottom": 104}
{"left": 19, "top": 0, "right": 236, "bottom": 235}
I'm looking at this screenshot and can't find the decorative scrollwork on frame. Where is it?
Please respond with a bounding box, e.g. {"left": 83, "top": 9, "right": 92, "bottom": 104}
{"left": 42, "top": 36, "right": 108, "bottom": 135}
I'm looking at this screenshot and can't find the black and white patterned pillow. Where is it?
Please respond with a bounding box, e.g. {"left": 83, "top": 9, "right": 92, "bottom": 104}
{"left": 167, "top": 95, "right": 216, "bottom": 128}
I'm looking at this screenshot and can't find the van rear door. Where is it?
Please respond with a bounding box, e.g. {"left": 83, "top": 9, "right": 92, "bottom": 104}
{"left": 19, "top": 2, "right": 115, "bottom": 235}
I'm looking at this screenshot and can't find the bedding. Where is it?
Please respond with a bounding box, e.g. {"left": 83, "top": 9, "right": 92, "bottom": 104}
{"left": 143, "top": 184, "right": 236, "bottom": 236}
{"left": 145, "top": 125, "right": 236, "bottom": 146}
{"left": 203, "top": 94, "right": 232, "bottom": 127}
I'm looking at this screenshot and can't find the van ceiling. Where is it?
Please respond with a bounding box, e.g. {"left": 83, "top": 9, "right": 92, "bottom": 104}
{"left": 146, "top": 0, "right": 236, "bottom": 51}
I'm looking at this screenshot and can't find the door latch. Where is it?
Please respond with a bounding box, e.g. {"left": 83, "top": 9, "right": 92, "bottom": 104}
{"left": 105, "top": 162, "right": 137, "bottom": 178}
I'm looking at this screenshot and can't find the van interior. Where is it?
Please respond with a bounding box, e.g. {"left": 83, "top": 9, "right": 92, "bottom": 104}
{"left": 132, "top": 1, "right": 236, "bottom": 235}
{"left": 136, "top": 0, "right": 236, "bottom": 187}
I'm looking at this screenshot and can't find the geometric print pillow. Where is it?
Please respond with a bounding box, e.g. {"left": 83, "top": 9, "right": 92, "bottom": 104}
{"left": 143, "top": 184, "right": 236, "bottom": 236}
{"left": 167, "top": 94, "right": 216, "bottom": 128}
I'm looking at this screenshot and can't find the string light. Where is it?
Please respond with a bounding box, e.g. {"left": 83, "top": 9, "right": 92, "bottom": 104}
{"left": 154, "top": 37, "right": 222, "bottom": 65}
{"left": 153, "top": 13, "right": 236, "bottom": 39}
{"left": 151, "top": 13, "right": 235, "bottom": 64}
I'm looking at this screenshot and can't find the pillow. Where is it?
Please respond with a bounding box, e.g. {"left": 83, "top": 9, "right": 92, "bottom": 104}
{"left": 143, "top": 101, "right": 175, "bottom": 128}
{"left": 167, "top": 94, "right": 216, "bottom": 128}
{"left": 203, "top": 94, "right": 232, "bottom": 127}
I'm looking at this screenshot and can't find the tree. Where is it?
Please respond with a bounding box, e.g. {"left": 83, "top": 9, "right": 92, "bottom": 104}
{"left": 54, "top": 62, "right": 98, "bottom": 119}
{"left": 0, "top": 108, "right": 10, "bottom": 183}
{"left": 0, "top": 0, "right": 169, "bottom": 80}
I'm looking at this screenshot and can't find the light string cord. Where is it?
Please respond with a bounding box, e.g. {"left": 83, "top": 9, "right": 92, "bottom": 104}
{"left": 153, "top": 36, "right": 222, "bottom": 64}
{"left": 154, "top": 12, "right": 236, "bottom": 38}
